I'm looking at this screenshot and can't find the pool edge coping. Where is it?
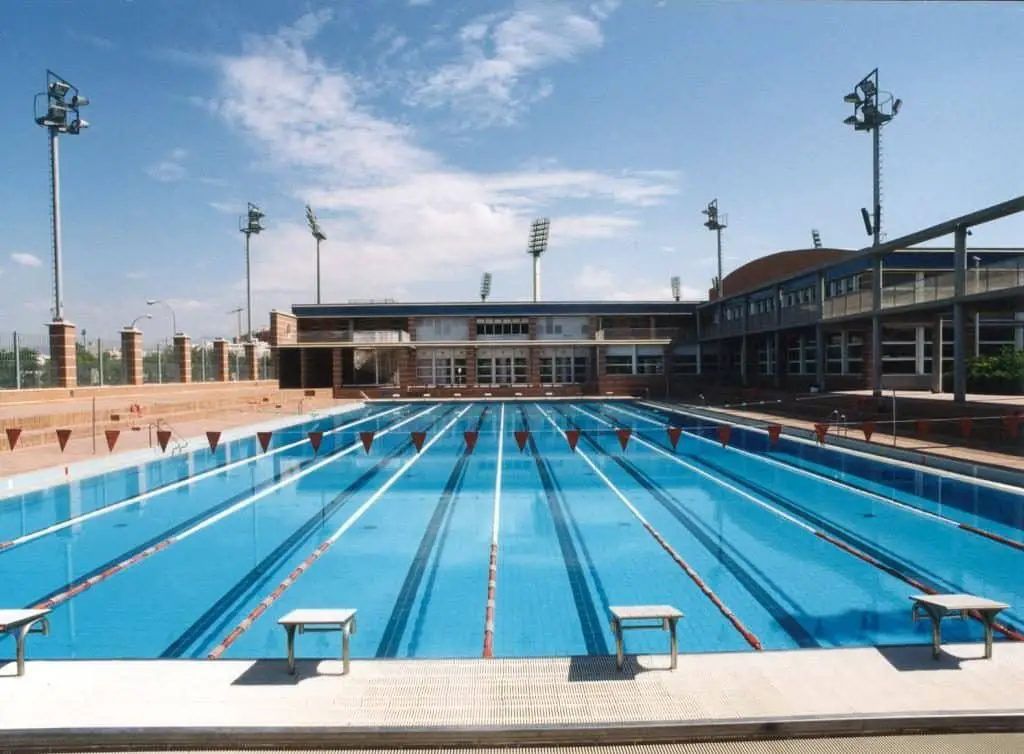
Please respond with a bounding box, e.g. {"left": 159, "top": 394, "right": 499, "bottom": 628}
{"left": 0, "top": 710, "right": 1021, "bottom": 750}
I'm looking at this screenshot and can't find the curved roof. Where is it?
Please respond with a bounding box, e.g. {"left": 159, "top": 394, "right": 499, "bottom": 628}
{"left": 717, "top": 248, "right": 853, "bottom": 299}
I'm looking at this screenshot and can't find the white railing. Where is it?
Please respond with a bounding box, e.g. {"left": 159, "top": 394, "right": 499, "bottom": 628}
{"left": 297, "top": 330, "right": 410, "bottom": 344}
{"left": 595, "top": 327, "right": 680, "bottom": 341}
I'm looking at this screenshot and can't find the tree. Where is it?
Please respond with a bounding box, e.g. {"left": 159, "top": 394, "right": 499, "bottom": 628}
{"left": 0, "top": 346, "right": 47, "bottom": 389}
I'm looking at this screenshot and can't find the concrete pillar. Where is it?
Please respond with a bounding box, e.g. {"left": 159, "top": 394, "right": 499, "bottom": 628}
{"left": 739, "top": 335, "right": 748, "bottom": 386}
{"left": 48, "top": 321, "right": 77, "bottom": 388}
{"left": 870, "top": 257, "right": 883, "bottom": 396}
{"left": 213, "top": 338, "right": 230, "bottom": 382}
{"left": 174, "top": 333, "right": 192, "bottom": 384}
{"left": 772, "top": 331, "right": 782, "bottom": 388}
{"left": 931, "top": 314, "right": 944, "bottom": 393}
{"left": 244, "top": 341, "right": 257, "bottom": 381}
{"left": 814, "top": 323, "right": 826, "bottom": 388}
{"left": 121, "top": 328, "right": 144, "bottom": 386}
{"left": 952, "top": 224, "right": 969, "bottom": 403}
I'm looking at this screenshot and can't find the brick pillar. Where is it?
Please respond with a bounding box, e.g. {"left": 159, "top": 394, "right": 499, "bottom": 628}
{"left": 331, "top": 348, "right": 343, "bottom": 391}
{"left": 244, "top": 341, "right": 257, "bottom": 381}
{"left": 528, "top": 348, "right": 540, "bottom": 385}
{"left": 174, "top": 334, "right": 192, "bottom": 384}
{"left": 213, "top": 338, "right": 230, "bottom": 382}
{"left": 48, "top": 321, "right": 77, "bottom": 388}
{"left": 299, "top": 348, "right": 309, "bottom": 388}
{"left": 121, "top": 328, "right": 144, "bottom": 386}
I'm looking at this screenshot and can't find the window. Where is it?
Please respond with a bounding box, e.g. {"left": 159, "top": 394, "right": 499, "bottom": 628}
{"left": 825, "top": 334, "right": 843, "bottom": 375}
{"left": 846, "top": 333, "right": 864, "bottom": 376}
{"left": 476, "top": 357, "right": 493, "bottom": 385}
{"left": 513, "top": 356, "right": 528, "bottom": 384}
{"left": 637, "top": 354, "right": 663, "bottom": 375}
{"left": 787, "top": 340, "right": 803, "bottom": 375}
{"left": 415, "top": 357, "right": 434, "bottom": 384}
{"left": 882, "top": 327, "right": 919, "bottom": 375}
{"left": 672, "top": 353, "right": 697, "bottom": 375}
{"left": 539, "top": 357, "right": 554, "bottom": 383}
{"left": 476, "top": 319, "right": 529, "bottom": 337}
{"left": 605, "top": 355, "right": 632, "bottom": 374}
{"left": 757, "top": 340, "right": 775, "bottom": 376}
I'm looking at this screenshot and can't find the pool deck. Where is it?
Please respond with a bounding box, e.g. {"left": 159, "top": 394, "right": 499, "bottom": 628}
{"left": 0, "top": 643, "right": 1021, "bottom": 746}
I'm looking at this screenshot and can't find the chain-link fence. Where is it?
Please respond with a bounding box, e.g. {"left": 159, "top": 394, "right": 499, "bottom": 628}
{"left": 0, "top": 331, "right": 53, "bottom": 389}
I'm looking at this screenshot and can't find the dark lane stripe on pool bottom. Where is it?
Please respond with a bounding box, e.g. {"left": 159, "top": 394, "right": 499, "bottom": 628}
{"left": 552, "top": 405, "right": 818, "bottom": 649}
{"left": 375, "top": 407, "right": 490, "bottom": 658}
{"left": 519, "top": 405, "right": 609, "bottom": 656}
{"left": 162, "top": 408, "right": 456, "bottom": 658}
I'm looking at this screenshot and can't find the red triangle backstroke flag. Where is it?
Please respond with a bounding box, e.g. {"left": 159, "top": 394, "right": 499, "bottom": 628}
{"left": 257, "top": 431, "right": 273, "bottom": 453}
{"left": 5, "top": 427, "right": 22, "bottom": 451}
{"left": 615, "top": 428, "right": 631, "bottom": 451}
{"left": 411, "top": 431, "right": 426, "bottom": 452}
{"left": 359, "top": 431, "right": 375, "bottom": 453}
{"left": 464, "top": 431, "right": 478, "bottom": 453}
{"left": 566, "top": 429, "right": 580, "bottom": 452}
{"left": 105, "top": 429, "right": 121, "bottom": 452}
{"left": 666, "top": 426, "right": 682, "bottom": 450}
{"left": 156, "top": 429, "right": 172, "bottom": 452}
{"left": 207, "top": 431, "right": 221, "bottom": 453}
{"left": 308, "top": 431, "right": 324, "bottom": 453}
{"left": 514, "top": 431, "right": 529, "bottom": 452}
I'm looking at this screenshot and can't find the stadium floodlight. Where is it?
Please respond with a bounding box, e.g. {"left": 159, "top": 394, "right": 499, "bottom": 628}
{"left": 34, "top": 70, "right": 90, "bottom": 322}
{"left": 842, "top": 68, "right": 900, "bottom": 248}
{"left": 702, "top": 199, "right": 727, "bottom": 298}
{"left": 146, "top": 298, "right": 179, "bottom": 336}
{"left": 239, "top": 202, "right": 266, "bottom": 342}
{"left": 480, "top": 272, "right": 493, "bottom": 302}
{"left": 811, "top": 229, "right": 822, "bottom": 248}
{"left": 305, "top": 204, "right": 327, "bottom": 304}
{"left": 526, "top": 218, "right": 551, "bottom": 302}
{"left": 670, "top": 276, "right": 681, "bottom": 302}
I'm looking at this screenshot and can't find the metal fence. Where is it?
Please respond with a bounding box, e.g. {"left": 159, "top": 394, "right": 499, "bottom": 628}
{"left": 1, "top": 331, "right": 273, "bottom": 390}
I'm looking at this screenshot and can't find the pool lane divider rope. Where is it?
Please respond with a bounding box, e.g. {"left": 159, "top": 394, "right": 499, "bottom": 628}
{"left": 533, "top": 403, "right": 764, "bottom": 652}
{"left": 577, "top": 403, "right": 1024, "bottom": 644}
{"left": 0, "top": 405, "right": 408, "bottom": 552}
{"left": 27, "top": 406, "right": 441, "bottom": 612}
{"left": 482, "top": 403, "right": 506, "bottom": 658}
{"left": 207, "top": 404, "right": 473, "bottom": 660}
{"left": 609, "top": 402, "right": 1024, "bottom": 555}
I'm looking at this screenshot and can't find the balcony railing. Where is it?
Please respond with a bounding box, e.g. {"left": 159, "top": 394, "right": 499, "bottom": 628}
{"left": 822, "top": 290, "right": 872, "bottom": 319}
{"left": 595, "top": 327, "right": 680, "bottom": 341}
{"left": 297, "top": 330, "right": 410, "bottom": 344}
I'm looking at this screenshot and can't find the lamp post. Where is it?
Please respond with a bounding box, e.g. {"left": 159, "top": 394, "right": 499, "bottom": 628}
{"left": 843, "top": 68, "right": 901, "bottom": 396}
{"left": 702, "top": 199, "right": 727, "bottom": 299}
{"left": 305, "top": 205, "right": 326, "bottom": 305}
{"left": 129, "top": 314, "right": 152, "bottom": 329}
{"left": 239, "top": 203, "right": 265, "bottom": 343}
{"left": 526, "top": 218, "right": 551, "bottom": 302}
{"left": 480, "top": 272, "right": 492, "bottom": 302}
{"left": 146, "top": 299, "right": 178, "bottom": 336}
{"left": 34, "top": 70, "right": 90, "bottom": 322}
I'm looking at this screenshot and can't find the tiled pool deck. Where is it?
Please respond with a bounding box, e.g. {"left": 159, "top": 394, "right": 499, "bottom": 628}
{"left": 0, "top": 644, "right": 1021, "bottom": 747}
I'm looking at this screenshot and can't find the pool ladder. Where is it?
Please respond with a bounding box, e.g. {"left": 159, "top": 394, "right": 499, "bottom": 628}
{"left": 298, "top": 398, "right": 320, "bottom": 418}
{"left": 150, "top": 418, "right": 190, "bottom": 456}
{"left": 828, "top": 410, "right": 849, "bottom": 437}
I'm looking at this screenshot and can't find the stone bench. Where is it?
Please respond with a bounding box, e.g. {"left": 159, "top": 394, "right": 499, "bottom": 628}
{"left": 609, "top": 605, "right": 683, "bottom": 671}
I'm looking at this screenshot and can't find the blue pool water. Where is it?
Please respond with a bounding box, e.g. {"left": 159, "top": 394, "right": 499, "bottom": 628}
{"left": 1, "top": 400, "right": 1021, "bottom": 661}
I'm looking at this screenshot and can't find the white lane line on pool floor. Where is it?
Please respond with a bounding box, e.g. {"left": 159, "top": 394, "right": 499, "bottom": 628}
{"left": 604, "top": 402, "right": 959, "bottom": 529}
{"left": 0, "top": 405, "right": 408, "bottom": 551}
{"left": 31, "top": 405, "right": 441, "bottom": 611}
{"left": 208, "top": 403, "right": 473, "bottom": 659}
{"left": 533, "top": 403, "right": 763, "bottom": 651}
{"left": 572, "top": 403, "right": 1024, "bottom": 642}
{"left": 641, "top": 399, "right": 1024, "bottom": 499}
{"left": 482, "top": 402, "right": 505, "bottom": 658}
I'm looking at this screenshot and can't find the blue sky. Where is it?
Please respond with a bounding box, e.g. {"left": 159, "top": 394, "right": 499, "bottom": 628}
{"left": 1, "top": 0, "right": 1022, "bottom": 341}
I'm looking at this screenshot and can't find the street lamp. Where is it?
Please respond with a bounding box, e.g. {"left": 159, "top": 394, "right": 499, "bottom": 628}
{"left": 34, "top": 70, "right": 90, "bottom": 322}
{"left": 702, "top": 199, "right": 727, "bottom": 298}
{"left": 239, "top": 202, "right": 265, "bottom": 342}
{"left": 305, "top": 205, "right": 326, "bottom": 305}
{"left": 842, "top": 68, "right": 901, "bottom": 247}
{"left": 146, "top": 298, "right": 178, "bottom": 336}
{"left": 128, "top": 313, "right": 153, "bottom": 329}
{"left": 843, "top": 68, "right": 901, "bottom": 397}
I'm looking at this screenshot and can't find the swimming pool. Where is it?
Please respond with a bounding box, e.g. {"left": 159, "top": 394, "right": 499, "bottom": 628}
{"left": 1, "top": 400, "right": 1021, "bottom": 661}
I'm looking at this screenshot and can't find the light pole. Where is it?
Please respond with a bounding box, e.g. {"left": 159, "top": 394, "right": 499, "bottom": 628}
{"left": 239, "top": 202, "right": 265, "bottom": 342}
{"left": 480, "top": 272, "right": 492, "bottom": 302}
{"left": 34, "top": 70, "right": 90, "bottom": 322}
{"left": 526, "top": 218, "right": 551, "bottom": 302}
{"left": 128, "top": 314, "right": 152, "bottom": 329}
{"left": 146, "top": 299, "right": 178, "bottom": 336}
{"left": 843, "top": 68, "right": 901, "bottom": 396}
{"left": 702, "top": 199, "right": 727, "bottom": 299}
{"left": 305, "top": 205, "right": 326, "bottom": 304}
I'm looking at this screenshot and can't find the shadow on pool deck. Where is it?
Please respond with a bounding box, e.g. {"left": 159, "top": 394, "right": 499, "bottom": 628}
{"left": 230, "top": 659, "right": 348, "bottom": 686}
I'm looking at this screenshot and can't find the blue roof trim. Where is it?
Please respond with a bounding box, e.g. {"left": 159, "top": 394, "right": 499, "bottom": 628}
{"left": 292, "top": 301, "right": 699, "bottom": 318}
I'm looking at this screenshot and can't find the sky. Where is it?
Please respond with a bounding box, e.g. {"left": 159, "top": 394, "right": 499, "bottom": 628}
{"left": 0, "top": 0, "right": 1022, "bottom": 343}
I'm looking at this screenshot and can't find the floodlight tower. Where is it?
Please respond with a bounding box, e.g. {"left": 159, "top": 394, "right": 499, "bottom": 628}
{"left": 670, "top": 276, "right": 681, "bottom": 302}
{"left": 842, "top": 68, "right": 901, "bottom": 396}
{"left": 702, "top": 199, "right": 727, "bottom": 298}
{"left": 842, "top": 68, "right": 901, "bottom": 247}
{"left": 811, "top": 229, "right": 823, "bottom": 249}
{"left": 239, "top": 202, "right": 265, "bottom": 342}
{"left": 305, "top": 204, "right": 327, "bottom": 304}
{"left": 480, "top": 272, "right": 493, "bottom": 302}
{"left": 527, "top": 218, "right": 551, "bottom": 302}
{"left": 34, "top": 70, "right": 90, "bottom": 322}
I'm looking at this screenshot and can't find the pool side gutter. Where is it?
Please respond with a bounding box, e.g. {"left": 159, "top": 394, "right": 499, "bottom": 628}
{"left": 1, "top": 711, "right": 1022, "bottom": 751}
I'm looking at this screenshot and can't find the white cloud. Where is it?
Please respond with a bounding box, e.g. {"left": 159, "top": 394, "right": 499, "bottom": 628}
{"left": 208, "top": 201, "right": 240, "bottom": 214}
{"left": 408, "top": 0, "right": 432, "bottom": 6}
{"left": 202, "top": 11, "right": 677, "bottom": 307}
{"left": 11, "top": 252, "right": 42, "bottom": 268}
{"left": 406, "top": 2, "right": 619, "bottom": 126}
{"left": 145, "top": 148, "right": 189, "bottom": 182}
{"left": 125, "top": 271, "right": 147, "bottom": 280}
